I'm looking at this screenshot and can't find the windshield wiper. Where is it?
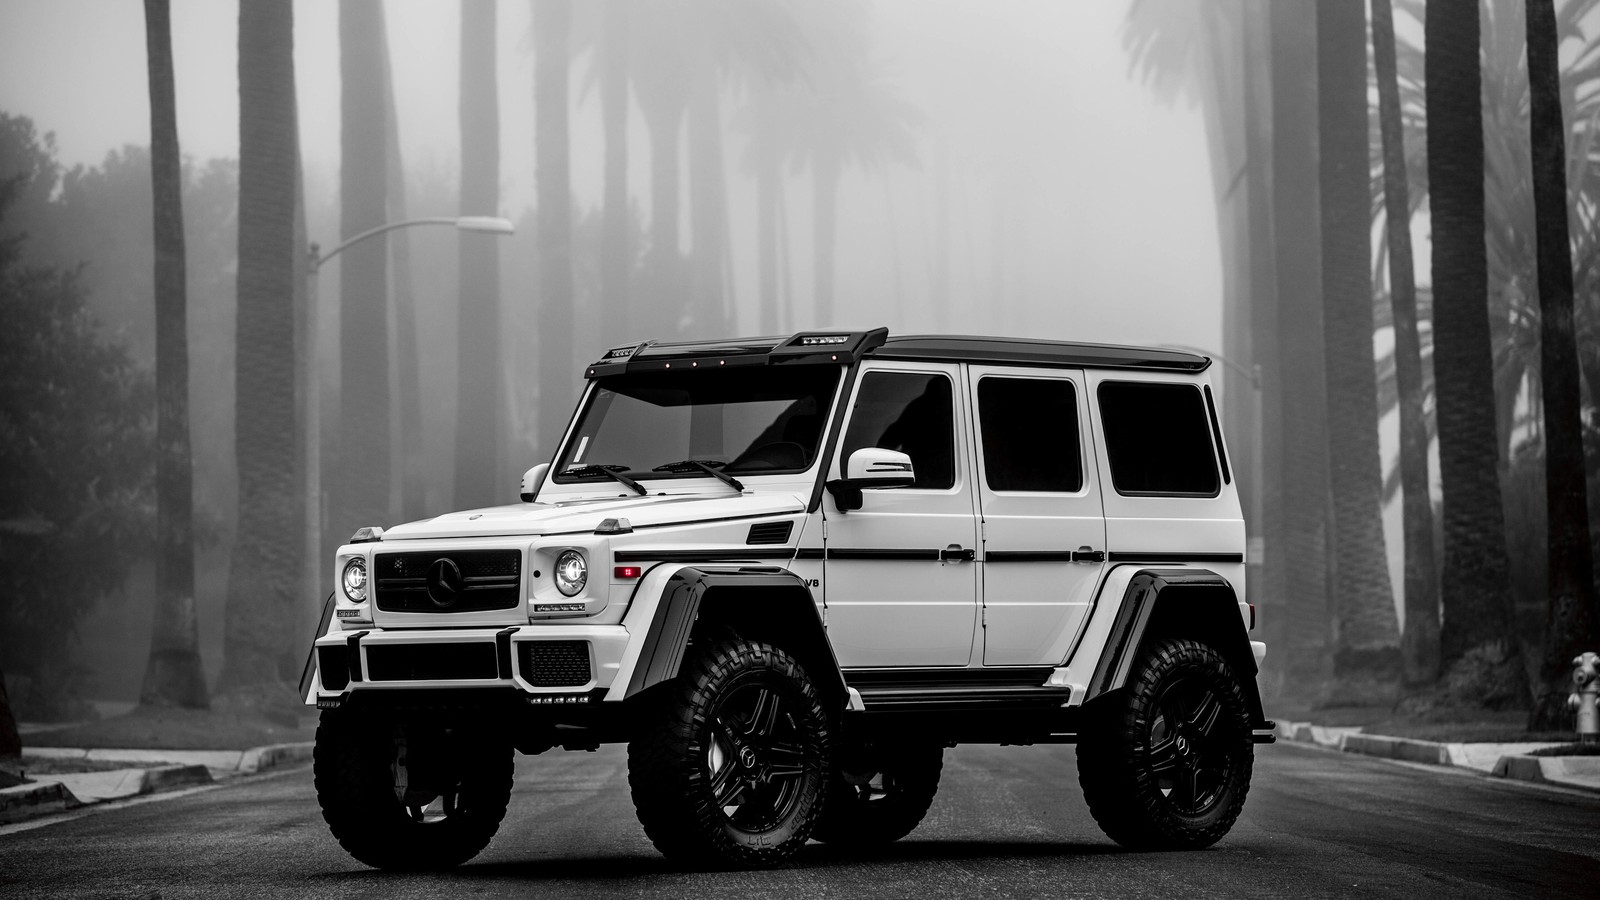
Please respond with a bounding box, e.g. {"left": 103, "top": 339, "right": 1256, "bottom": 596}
{"left": 563, "top": 463, "right": 647, "bottom": 496}
{"left": 652, "top": 459, "right": 745, "bottom": 493}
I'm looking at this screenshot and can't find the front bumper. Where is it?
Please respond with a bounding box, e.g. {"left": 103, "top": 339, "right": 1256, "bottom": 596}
{"left": 307, "top": 625, "right": 630, "bottom": 706}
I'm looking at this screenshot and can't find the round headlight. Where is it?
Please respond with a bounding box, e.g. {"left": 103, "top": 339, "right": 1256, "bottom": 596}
{"left": 554, "top": 550, "right": 587, "bottom": 597}
{"left": 342, "top": 558, "right": 368, "bottom": 602}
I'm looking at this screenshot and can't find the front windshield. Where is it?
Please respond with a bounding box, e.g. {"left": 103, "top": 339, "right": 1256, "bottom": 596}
{"left": 553, "top": 364, "right": 843, "bottom": 482}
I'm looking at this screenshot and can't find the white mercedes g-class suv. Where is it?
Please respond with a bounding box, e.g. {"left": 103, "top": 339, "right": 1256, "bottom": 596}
{"left": 304, "top": 328, "right": 1274, "bottom": 870}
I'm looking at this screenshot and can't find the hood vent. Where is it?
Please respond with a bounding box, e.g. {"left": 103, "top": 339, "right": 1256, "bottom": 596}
{"left": 746, "top": 521, "right": 794, "bottom": 545}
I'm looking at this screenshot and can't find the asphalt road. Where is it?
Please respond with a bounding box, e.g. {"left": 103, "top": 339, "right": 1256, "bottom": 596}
{"left": 2, "top": 741, "right": 1596, "bottom": 899}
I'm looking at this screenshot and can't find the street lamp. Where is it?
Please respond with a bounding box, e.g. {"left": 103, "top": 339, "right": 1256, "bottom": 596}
{"left": 300, "top": 216, "right": 515, "bottom": 622}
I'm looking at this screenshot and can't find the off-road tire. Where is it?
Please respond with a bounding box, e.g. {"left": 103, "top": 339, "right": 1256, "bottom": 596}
{"left": 628, "top": 637, "right": 831, "bottom": 868}
{"left": 1077, "top": 637, "right": 1253, "bottom": 850}
{"left": 813, "top": 738, "right": 943, "bottom": 846}
{"left": 313, "top": 709, "right": 513, "bottom": 870}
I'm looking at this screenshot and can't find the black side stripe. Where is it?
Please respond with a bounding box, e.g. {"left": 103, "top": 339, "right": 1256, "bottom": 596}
{"left": 985, "top": 551, "right": 1077, "bottom": 562}
{"left": 613, "top": 549, "right": 789, "bottom": 563}
{"left": 1106, "top": 552, "right": 1245, "bottom": 564}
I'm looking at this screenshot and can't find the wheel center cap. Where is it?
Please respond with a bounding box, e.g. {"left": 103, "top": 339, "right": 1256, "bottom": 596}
{"left": 1176, "top": 735, "right": 1190, "bottom": 756}
{"left": 739, "top": 746, "right": 758, "bottom": 769}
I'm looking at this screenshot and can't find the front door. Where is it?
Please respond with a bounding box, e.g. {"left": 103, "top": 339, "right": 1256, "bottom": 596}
{"left": 968, "top": 366, "right": 1107, "bottom": 666}
{"left": 823, "top": 363, "right": 979, "bottom": 667}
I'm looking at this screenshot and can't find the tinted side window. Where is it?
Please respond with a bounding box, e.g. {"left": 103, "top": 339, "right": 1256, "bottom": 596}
{"left": 840, "top": 372, "right": 955, "bottom": 490}
{"left": 1097, "top": 381, "right": 1219, "bottom": 496}
{"left": 977, "top": 377, "right": 1082, "bottom": 492}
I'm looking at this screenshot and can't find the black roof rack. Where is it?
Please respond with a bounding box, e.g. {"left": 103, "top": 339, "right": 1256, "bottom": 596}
{"left": 870, "top": 335, "right": 1210, "bottom": 372}
{"left": 583, "top": 328, "right": 1208, "bottom": 377}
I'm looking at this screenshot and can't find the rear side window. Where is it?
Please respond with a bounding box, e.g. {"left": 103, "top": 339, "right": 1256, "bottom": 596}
{"left": 840, "top": 372, "right": 955, "bottom": 489}
{"left": 1096, "top": 381, "right": 1220, "bottom": 496}
{"left": 977, "top": 377, "right": 1082, "bottom": 492}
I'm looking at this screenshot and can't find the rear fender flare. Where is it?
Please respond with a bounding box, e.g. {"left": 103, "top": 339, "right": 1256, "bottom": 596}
{"left": 1084, "top": 568, "right": 1264, "bottom": 726}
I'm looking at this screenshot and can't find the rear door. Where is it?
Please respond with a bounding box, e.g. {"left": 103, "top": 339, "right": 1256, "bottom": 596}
{"left": 968, "top": 366, "right": 1107, "bottom": 665}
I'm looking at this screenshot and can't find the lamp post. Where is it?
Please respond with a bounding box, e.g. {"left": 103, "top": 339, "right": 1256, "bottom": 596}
{"left": 301, "top": 216, "right": 515, "bottom": 619}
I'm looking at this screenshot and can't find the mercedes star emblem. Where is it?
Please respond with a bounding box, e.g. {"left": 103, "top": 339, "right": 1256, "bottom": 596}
{"left": 426, "top": 558, "right": 463, "bottom": 608}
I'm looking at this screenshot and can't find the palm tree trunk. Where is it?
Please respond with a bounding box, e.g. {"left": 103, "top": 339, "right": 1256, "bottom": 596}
{"left": 140, "top": 0, "right": 207, "bottom": 709}
{"left": 602, "top": 0, "right": 630, "bottom": 327}
{"left": 1269, "top": 0, "right": 1332, "bottom": 695}
{"left": 1317, "top": 0, "right": 1400, "bottom": 689}
{"left": 455, "top": 0, "right": 502, "bottom": 510}
{"left": 1372, "top": 0, "right": 1440, "bottom": 688}
{"left": 1426, "top": 1, "right": 1525, "bottom": 704}
{"left": 0, "top": 669, "right": 19, "bottom": 757}
{"left": 1244, "top": 0, "right": 1285, "bottom": 698}
{"left": 336, "top": 0, "right": 391, "bottom": 533}
{"left": 642, "top": 97, "right": 683, "bottom": 338}
{"left": 535, "top": 0, "right": 575, "bottom": 451}
{"left": 1526, "top": 0, "right": 1599, "bottom": 731}
{"left": 380, "top": 34, "right": 424, "bottom": 523}
{"left": 219, "top": 0, "right": 300, "bottom": 693}
{"left": 756, "top": 152, "right": 779, "bottom": 334}
{"left": 688, "top": 59, "right": 729, "bottom": 334}
{"left": 812, "top": 160, "right": 839, "bottom": 326}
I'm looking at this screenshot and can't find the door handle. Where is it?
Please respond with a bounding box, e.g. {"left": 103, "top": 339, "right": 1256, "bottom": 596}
{"left": 940, "top": 545, "right": 976, "bottom": 563}
{"left": 1072, "top": 547, "right": 1105, "bottom": 563}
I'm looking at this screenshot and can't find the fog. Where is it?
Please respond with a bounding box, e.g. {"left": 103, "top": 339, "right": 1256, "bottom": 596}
{"left": 0, "top": 0, "right": 1223, "bottom": 349}
{"left": 4, "top": 0, "right": 1589, "bottom": 734}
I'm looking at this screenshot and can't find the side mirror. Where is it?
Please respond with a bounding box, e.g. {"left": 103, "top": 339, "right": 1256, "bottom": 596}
{"left": 826, "top": 448, "right": 916, "bottom": 511}
{"left": 520, "top": 462, "right": 550, "bottom": 503}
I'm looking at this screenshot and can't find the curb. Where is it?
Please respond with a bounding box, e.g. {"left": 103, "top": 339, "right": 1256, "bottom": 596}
{"left": 0, "top": 741, "right": 313, "bottom": 825}
{"left": 240, "top": 742, "right": 314, "bottom": 774}
{"left": 0, "top": 781, "right": 79, "bottom": 824}
{"left": 140, "top": 764, "right": 214, "bottom": 794}
{"left": 1278, "top": 720, "right": 1597, "bottom": 794}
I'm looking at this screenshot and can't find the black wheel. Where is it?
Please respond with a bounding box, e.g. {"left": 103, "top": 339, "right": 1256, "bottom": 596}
{"left": 1077, "top": 637, "right": 1253, "bottom": 850}
{"left": 313, "top": 709, "right": 513, "bottom": 870}
{"left": 813, "top": 737, "right": 943, "bottom": 846}
{"left": 628, "top": 637, "right": 831, "bottom": 868}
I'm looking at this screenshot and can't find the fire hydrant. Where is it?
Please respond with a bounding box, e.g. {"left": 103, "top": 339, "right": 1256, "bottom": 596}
{"left": 1569, "top": 652, "right": 1600, "bottom": 744}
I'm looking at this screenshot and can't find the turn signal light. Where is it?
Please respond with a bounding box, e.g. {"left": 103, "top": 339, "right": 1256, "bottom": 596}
{"left": 615, "top": 566, "right": 642, "bottom": 579}
{"left": 1249, "top": 603, "right": 1256, "bottom": 630}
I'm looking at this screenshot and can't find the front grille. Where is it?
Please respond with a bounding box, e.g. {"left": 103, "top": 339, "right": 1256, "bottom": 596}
{"left": 519, "top": 641, "right": 592, "bottom": 687}
{"left": 318, "top": 646, "right": 350, "bottom": 690}
{"left": 374, "top": 550, "right": 521, "bottom": 612}
{"left": 366, "top": 643, "right": 500, "bottom": 681}
{"left": 746, "top": 521, "right": 794, "bottom": 545}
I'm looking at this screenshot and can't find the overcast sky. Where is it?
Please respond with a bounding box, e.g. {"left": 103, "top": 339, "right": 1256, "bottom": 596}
{"left": 0, "top": 0, "right": 1222, "bottom": 353}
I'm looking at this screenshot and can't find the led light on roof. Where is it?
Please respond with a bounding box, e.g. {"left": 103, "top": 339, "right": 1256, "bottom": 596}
{"left": 800, "top": 335, "right": 849, "bottom": 345}
{"left": 606, "top": 345, "right": 639, "bottom": 359}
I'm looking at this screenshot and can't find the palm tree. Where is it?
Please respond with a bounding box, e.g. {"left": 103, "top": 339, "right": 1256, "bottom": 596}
{"left": 535, "top": 0, "right": 576, "bottom": 450}
{"left": 139, "top": 0, "right": 207, "bottom": 709}
{"left": 381, "top": 36, "right": 425, "bottom": 522}
{"left": 600, "top": 0, "right": 630, "bottom": 326}
{"left": 1270, "top": 0, "right": 1334, "bottom": 692}
{"left": 1426, "top": 0, "right": 1525, "bottom": 702}
{"left": 455, "top": 0, "right": 503, "bottom": 510}
{"left": 1371, "top": 0, "right": 1439, "bottom": 688}
{"left": 1318, "top": 0, "right": 1401, "bottom": 689}
{"left": 777, "top": 24, "right": 921, "bottom": 326}
{"left": 1525, "top": 0, "right": 1599, "bottom": 730}
{"left": 336, "top": 0, "right": 391, "bottom": 533}
{"left": 219, "top": 0, "right": 300, "bottom": 693}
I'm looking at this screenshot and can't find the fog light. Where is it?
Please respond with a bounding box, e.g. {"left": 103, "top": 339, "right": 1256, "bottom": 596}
{"left": 554, "top": 550, "right": 587, "bottom": 596}
{"left": 342, "top": 558, "right": 368, "bottom": 602}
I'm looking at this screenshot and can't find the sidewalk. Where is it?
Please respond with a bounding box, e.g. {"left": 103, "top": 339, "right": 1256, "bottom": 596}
{"left": 0, "top": 742, "right": 313, "bottom": 824}
{"left": 1277, "top": 720, "right": 1600, "bottom": 793}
